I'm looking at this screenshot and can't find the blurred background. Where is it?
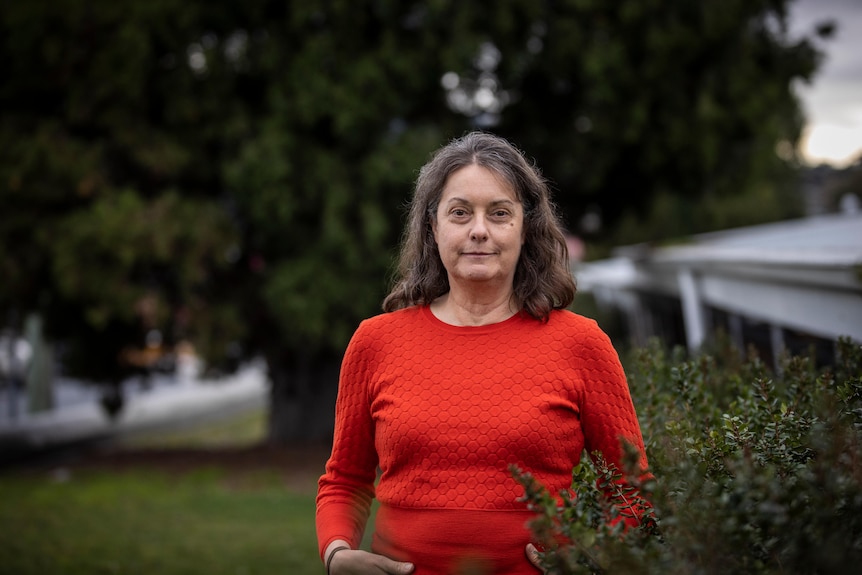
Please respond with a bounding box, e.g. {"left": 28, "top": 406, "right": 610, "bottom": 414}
{"left": 792, "top": 0, "right": 861, "bottom": 168}
{"left": 0, "top": 0, "right": 862, "bottom": 575}
{"left": 1, "top": 1, "right": 860, "bottom": 573}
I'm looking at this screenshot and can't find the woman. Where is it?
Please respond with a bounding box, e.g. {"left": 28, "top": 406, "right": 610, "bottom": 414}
{"left": 316, "top": 132, "right": 651, "bottom": 575}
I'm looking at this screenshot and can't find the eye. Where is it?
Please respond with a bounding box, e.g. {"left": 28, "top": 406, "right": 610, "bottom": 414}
{"left": 450, "top": 208, "right": 469, "bottom": 218}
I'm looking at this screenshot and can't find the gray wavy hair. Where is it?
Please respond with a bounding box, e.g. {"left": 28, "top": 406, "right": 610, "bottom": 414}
{"left": 382, "top": 131, "right": 576, "bottom": 320}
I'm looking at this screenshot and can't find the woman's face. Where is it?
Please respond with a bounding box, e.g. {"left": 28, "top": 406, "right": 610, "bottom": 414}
{"left": 432, "top": 164, "right": 524, "bottom": 289}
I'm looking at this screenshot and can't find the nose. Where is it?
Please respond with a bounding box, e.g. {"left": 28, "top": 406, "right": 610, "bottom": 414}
{"left": 470, "top": 214, "right": 489, "bottom": 241}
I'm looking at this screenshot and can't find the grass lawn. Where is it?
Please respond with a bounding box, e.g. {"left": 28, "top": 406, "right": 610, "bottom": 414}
{"left": 0, "top": 407, "right": 333, "bottom": 575}
{"left": 117, "top": 407, "right": 269, "bottom": 450}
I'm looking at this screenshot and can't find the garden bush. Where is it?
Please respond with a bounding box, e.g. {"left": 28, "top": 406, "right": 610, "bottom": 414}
{"left": 515, "top": 337, "right": 862, "bottom": 574}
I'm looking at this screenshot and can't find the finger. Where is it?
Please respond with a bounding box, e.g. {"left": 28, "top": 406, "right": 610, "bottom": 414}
{"left": 525, "top": 543, "right": 544, "bottom": 571}
{"left": 376, "top": 556, "right": 415, "bottom": 574}
{"left": 332, "top": 549, "right": 414, "bottom": 575}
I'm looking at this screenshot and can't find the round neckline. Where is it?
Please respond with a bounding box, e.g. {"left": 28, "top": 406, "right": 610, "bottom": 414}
{"left": 419, "top": 304, "right": 527, "bottom": 334}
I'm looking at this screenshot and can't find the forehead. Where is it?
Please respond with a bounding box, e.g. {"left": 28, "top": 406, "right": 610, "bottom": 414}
{"left": 439, "top": 164, "right": 519, "bottom": 204}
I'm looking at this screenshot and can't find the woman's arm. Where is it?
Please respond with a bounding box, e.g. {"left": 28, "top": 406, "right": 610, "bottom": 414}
{"left": 316, "top": 323, "right": 381, "bottom": 557}
{"left": 578, "top": 324, "right": 653, "bottom": 524}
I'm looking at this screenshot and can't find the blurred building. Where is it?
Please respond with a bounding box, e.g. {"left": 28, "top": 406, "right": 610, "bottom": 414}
{"left": 575, "top": 206, "right": 862, "bottom": 368}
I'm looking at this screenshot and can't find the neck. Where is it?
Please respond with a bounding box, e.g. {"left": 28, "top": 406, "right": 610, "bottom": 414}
{"left": 431, "top": 285, "right": 518, "bottom": 326}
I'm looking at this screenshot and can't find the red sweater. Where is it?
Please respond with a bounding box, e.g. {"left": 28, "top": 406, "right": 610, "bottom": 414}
{"left": 316, "top": 306, "right": 649, "bottom": 574}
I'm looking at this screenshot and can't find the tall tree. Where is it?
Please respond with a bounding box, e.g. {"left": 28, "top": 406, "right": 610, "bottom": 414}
{"left": 0, "top": 0, "right": 828, "bottom": 440}
{"left": 0, "top": 0, "right": 242, "bottom": 401}
{"left": 491, "top": 0, "right": 828, "bottom": 239}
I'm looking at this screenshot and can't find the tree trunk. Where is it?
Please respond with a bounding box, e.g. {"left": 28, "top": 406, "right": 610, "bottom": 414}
{"left": 266, "top": 352, "right": 340, "bottom": 444}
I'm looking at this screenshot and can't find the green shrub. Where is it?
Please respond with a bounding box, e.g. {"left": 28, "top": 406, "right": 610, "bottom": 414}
{"left": 515, "top": 337, "right": 862, "bottom": 574}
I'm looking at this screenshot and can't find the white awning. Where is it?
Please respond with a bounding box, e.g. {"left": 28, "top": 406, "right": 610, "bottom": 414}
{"left": 575, "top": 212, "right": 862, "bottom": 347}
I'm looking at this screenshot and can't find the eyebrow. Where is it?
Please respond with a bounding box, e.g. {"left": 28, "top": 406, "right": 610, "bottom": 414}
{"left": 444, "top": 197, "right": 518, "bottom": 207}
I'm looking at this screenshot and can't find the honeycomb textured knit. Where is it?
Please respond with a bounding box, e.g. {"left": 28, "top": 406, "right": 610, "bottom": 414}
{"left": 316, "top": 305, "right": 650, "bottom": 574}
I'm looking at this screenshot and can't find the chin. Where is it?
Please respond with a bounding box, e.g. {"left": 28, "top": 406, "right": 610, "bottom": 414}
{"left": 460, "top": 269, "right": 506, "bottom": 282}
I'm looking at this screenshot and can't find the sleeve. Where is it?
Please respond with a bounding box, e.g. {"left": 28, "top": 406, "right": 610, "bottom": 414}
{"left": 315, "top": 322, "right": 380, "bottom": 559}
{"left": 577, "top": 322, "right": 653, "bottom": 525}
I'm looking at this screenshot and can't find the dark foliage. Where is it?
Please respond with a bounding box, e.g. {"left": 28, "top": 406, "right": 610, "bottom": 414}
{"left": 515, "top": 338, "right": 862, "bottom": 573}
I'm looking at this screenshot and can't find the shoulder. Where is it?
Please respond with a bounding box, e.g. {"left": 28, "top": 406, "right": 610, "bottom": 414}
{"left": 341, "top": 308, "right": 423, "bottom": 373}
{"left": 356, "top": 306, "right": 422, "bottom": 332}
{"left": 544, "top": 310, "right": 617, "bottom": 354}
{"left": 545, "top": 309, "right": 603, "bottom": 333}
{"left": 348, "top": 306, "right": 424, "bottom": 348}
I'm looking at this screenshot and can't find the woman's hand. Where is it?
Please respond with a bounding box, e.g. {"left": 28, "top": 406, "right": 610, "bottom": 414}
{"left": 525, "top": 543, "right": 546, "bottom": 573}
{"left": 326, "top": 542, "right": 414, "bottom": 575}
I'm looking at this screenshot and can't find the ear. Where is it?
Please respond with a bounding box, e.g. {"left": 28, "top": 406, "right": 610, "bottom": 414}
{"left": 430, "top": 216, "right": 438, "bottom": 243}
